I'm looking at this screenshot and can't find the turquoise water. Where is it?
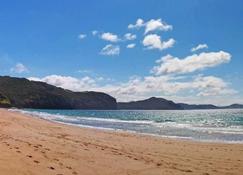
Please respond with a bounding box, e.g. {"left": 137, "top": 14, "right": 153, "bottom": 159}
{"left": 12, "top": 109, "right": 243, "bottom": 143}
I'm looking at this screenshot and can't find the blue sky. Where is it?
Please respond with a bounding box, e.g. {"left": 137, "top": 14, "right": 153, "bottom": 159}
{"left": 0, "top": 0, "right": 243, "bottom": 105}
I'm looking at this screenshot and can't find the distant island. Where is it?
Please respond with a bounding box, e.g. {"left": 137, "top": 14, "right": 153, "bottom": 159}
{"left": 0, "top": 76, "right": 242, "bottom": 110}
{"left": 118, "top": 97, "right": 243, "bottom": 110}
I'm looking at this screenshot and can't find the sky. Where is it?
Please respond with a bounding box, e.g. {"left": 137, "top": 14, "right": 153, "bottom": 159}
{"left": 0, "top": 0, "right": 243, "bottom": 105}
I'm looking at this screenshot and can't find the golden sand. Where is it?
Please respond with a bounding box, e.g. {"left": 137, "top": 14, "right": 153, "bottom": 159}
{"left": 0, "top": 109, "right": 243, "bottom": 175}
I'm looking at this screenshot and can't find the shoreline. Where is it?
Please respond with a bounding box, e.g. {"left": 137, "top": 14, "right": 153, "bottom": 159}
{"left": 10, "top": 108, "right": 243, "bottom": 145}
{"left": 1, "top": 109, "right": 243, "bottom": 175}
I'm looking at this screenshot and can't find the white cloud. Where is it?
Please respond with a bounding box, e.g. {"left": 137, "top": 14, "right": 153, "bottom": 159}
{"left": 78, "top": 34, "right": 86, "bottom": 39}
{"left": 191, "top": 44, "right": 208, "bottom": 52}
{"left": 128, "top": 18, "right": 172, "bottom": 34}
{"left": 142, "top": 34, "right": 175, "bottom": 50}
{"left": 100, "top": 32, "right": 119, "bottom": 42}
{"left": 92, "top": 30, "right": 98, "bottom": 36}
{"left": 92, "top": 74, "right": 236, "bottom": 103}
{"left": 128, "top": 18, "right": 144, "bottom": 29}
{"left": 28, "top": 73, "right": 237, "bottom": 105}
{"left": 28, "top": 75, "right": 96, "bottom": 92}
{"left": 192, "top": 76, "right": 236, "bottom": 97}
{"left": 119, "top": 76, "right": 234, "bottom": 101}
{"left": 124, "top": 33, "right": 136, "bottom": 41}
{"left": 127, "top": 43, "right": 136, "bottom": 49}
{"left": 10, "top": 63, "right": 29, "bottom": 73}
{"left": 152, "top": 51, "right": 231, "bottom": 75}
{"left": 25, "top": 17, "right": 238, "bottom": 105}
{"left": 145, "top": 19, "right": 172, "bottom": 34}
{"left": 100, "top": 44, "right": 120, "bottom": 56}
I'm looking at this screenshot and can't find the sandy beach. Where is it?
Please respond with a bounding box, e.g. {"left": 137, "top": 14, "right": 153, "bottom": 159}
{"left": 0, "top": 109, "right": 242, "bottom": 175}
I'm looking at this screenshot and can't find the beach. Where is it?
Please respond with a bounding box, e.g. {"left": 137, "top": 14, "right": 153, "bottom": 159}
{"left": 0, "top": 109, "right": 243, "bottom": 175}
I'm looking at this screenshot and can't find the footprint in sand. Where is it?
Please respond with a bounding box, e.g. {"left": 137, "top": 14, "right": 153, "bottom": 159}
{"left": 48, "top": 166, "right": 55, "bottom": 170}
{"left": 66, "top": 166, "right": 72, "bottom": 170}
{"left": 33, "top": 160, "right": 40, "bottom": 164}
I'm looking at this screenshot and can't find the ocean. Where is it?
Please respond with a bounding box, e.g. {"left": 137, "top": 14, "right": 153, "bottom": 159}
{"left": 11, "top": 109, "right": 243, "bottom": 143}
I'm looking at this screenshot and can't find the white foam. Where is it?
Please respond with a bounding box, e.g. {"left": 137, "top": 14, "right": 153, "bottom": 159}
{"left": 153, "top": 122, "right": 193, "bottom": 128}
{"left": 9, "top": 108, "right": 243, "bottom": 144}
{"left": 77, "top": 116, "right": 154, "bottom": 124}
{"left": 9, "top": 109, "right": 154, "bottom": 125}
{"left": 9, "top": 109, "right": 80, "bottom": 122}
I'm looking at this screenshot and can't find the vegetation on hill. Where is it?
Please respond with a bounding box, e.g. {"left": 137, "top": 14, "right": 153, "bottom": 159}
{"left": 0, "top": 93, "right": 11, "bottom": 107}
{"left": 0, "top": 76, "right": 117, "bottom": 109}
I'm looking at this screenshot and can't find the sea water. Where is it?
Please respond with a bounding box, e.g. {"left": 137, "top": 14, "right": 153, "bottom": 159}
{"left": 11, "top": 109, "right": 243, "bottom": 143}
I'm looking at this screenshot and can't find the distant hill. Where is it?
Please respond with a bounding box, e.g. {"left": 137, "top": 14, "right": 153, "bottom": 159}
{"left": 178, "top": 103, "right": 219, "bottom": 110}
{"left": 117, "top": 97, "right": 183, "bottom": 110}
{"left": 0, "top": 76, "right": 117, "bottom": 109}
{"left": 118, "top": 97, "right": 243, "bottom": 110}
{"left": 221, "top": 104, "right": 243, "bottom": 109}
{"left": 0, "top": 76, "right": 242, "bottom": 110}
{"left": 178, "top": 103, "right": 243, "bottom": 110}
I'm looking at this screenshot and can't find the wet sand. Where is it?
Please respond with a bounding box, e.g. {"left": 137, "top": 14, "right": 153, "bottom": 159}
{"left": 0, "top": 109, "right": 243, "bottom": 175}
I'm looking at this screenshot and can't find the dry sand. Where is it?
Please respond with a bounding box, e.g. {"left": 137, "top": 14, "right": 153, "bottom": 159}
{"left": 0, "top": 109, "right": 243, "bottom": 175}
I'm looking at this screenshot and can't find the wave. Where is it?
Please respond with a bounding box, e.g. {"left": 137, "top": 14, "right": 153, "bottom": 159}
{"left": 11, "top": 109, "right": 243, "bottom": 133}
{"left": 9, "top": 109, "right": 243, "bottom": 143}
{"left": 9, "top": 109, "right": 154, "bottom": 124}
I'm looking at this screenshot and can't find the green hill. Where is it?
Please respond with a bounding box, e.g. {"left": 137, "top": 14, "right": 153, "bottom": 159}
{"left": 0, "top": 76, "right": 117, "bottom": 109}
